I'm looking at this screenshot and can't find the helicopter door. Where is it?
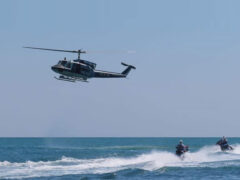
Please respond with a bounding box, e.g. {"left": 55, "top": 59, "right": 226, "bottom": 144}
{"left": 72, "top": 63, "right": 81, "bottom": 73}
{"left": 76, "top": 64, "right": 81, "bottom": 73}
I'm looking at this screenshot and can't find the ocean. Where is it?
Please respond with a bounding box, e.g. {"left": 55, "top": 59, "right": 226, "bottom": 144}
{"left": 0, "top": 138, "right": 240, "bottom": 179}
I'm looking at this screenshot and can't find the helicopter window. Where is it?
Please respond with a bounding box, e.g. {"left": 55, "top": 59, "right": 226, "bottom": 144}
{"left": 58, "top": 60, "right": 67, "bottom": 66}
{"left": 61, "top": 61, "right": 67, "bottom": 66}
{"left": 65, "top": 62, "right": 71, "bottom": 68}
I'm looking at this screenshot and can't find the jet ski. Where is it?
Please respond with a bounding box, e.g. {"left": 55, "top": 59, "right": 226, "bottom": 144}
{"left": 216, "top": 140, "right": 233, "bottom": 151}
{"left": 218, "top": 144, "right": 233, "bottom": 151}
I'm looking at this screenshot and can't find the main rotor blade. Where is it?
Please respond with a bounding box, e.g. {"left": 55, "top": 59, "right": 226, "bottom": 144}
{"left": 87, "top": 50, "right": 136, "bottom": 54}
{"left": 23, "top": 47, "right": 79, "bottom": 53}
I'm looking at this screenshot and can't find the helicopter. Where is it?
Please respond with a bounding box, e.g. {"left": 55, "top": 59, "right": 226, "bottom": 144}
{"left": 24, "top": 47, "right": 136, "bottom": 82}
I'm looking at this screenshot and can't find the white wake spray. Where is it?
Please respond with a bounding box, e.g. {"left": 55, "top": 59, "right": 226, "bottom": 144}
{"left": 1, "top": 144, "right": 240, "bottom": 179}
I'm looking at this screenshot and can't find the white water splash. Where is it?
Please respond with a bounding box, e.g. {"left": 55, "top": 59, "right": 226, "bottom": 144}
{"left": 1, "top": 145, "right": 240, "bottom": 179}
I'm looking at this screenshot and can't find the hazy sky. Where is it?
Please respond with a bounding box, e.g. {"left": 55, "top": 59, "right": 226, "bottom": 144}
{"left": 1, "top": 0, "right": 240, "bottom": 137}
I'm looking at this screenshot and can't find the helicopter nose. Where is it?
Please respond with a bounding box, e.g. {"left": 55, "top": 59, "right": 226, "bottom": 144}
{"left": 51, "top": 65, "right": 56, "bottom": 71}
{"left": 52, "top": 64, "right": 64, "bottom": 73}
{"left": 51, "top": 65, "right": 59, "bottom": 72}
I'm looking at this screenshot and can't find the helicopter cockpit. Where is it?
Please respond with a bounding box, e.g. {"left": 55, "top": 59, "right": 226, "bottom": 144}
{"left": 65, "top": 61, "right": 72, "bottom": 68}
{"left": 58, "top": 60, "right": 67, "bottom": 66}
{"left": 57, "top": 58, "right": 73, "bottom": 69}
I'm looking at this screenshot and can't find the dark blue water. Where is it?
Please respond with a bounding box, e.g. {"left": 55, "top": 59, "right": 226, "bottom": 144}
{"left": 0, "top": 138, "right": 240, "bottom": 179}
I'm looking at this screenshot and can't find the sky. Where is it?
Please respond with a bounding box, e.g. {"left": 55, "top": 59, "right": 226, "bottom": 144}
{"left": 1, "top": 0, "right": 240, "bottom": 137}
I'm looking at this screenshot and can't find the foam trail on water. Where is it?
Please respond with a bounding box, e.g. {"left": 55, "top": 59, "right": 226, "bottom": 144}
{"left": 1, "top": 145, "right": 240, "bottom": 179}
{"left": 232, "top": 144, "right": 240, "bottom": 154}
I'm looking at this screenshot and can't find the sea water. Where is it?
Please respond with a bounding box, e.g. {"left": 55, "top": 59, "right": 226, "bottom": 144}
{"left": 0, "top": 138, "right": 240, "bottom": 179}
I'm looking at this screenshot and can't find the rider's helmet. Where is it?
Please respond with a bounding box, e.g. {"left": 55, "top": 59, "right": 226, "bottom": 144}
{"left": 179, "top": 140, "right": 183, "bottom": 144}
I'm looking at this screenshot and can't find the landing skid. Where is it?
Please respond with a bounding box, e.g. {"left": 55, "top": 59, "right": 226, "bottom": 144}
{"left": 76, "top": 79, "right": 88, "bottom": 82}
{"left": 54, "top": 76, "right": 88, "bottom": 83}
{"left": 55, "top": 76, "right": 75, "bottom": 82}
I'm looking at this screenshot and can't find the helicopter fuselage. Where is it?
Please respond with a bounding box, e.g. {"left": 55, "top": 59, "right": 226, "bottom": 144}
{"left": 51, "top": 59, "right": 130, "bottom": 81}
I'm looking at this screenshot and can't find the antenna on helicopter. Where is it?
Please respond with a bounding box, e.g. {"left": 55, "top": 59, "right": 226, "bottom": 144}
{"left": 23, "top": 47, "right": 86, "bottom": 60}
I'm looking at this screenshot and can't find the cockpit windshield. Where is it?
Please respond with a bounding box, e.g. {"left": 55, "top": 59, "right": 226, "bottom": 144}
{"left": 58, "top": 60, "right": 67, "bottom": 66}
{"left": 65, "top": 61, "right": 71, "bottom": 68}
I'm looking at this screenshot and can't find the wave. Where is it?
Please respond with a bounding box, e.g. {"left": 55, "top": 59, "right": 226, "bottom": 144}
{"left": 38, "top": 145, "right": 168, "bottom": 151}
{"left": 1, "top": 144, "right": 240, "bottom": 179}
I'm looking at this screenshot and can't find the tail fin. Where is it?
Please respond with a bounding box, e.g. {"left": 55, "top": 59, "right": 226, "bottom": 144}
{"left": 121, "top": 62, "right": 136, "bottom": 76}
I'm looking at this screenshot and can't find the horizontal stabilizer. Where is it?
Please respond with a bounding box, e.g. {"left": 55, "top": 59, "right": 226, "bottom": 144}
{"left": 121, "top": 62, "right": 136, "bottom": 69}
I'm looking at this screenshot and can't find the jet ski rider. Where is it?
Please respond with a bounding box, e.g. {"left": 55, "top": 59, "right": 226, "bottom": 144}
{"left": 176, "top": 140, "right": 188, "bottom": 156}
{"left": 216, "top": 136, "right": 233, "bottom": 151}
